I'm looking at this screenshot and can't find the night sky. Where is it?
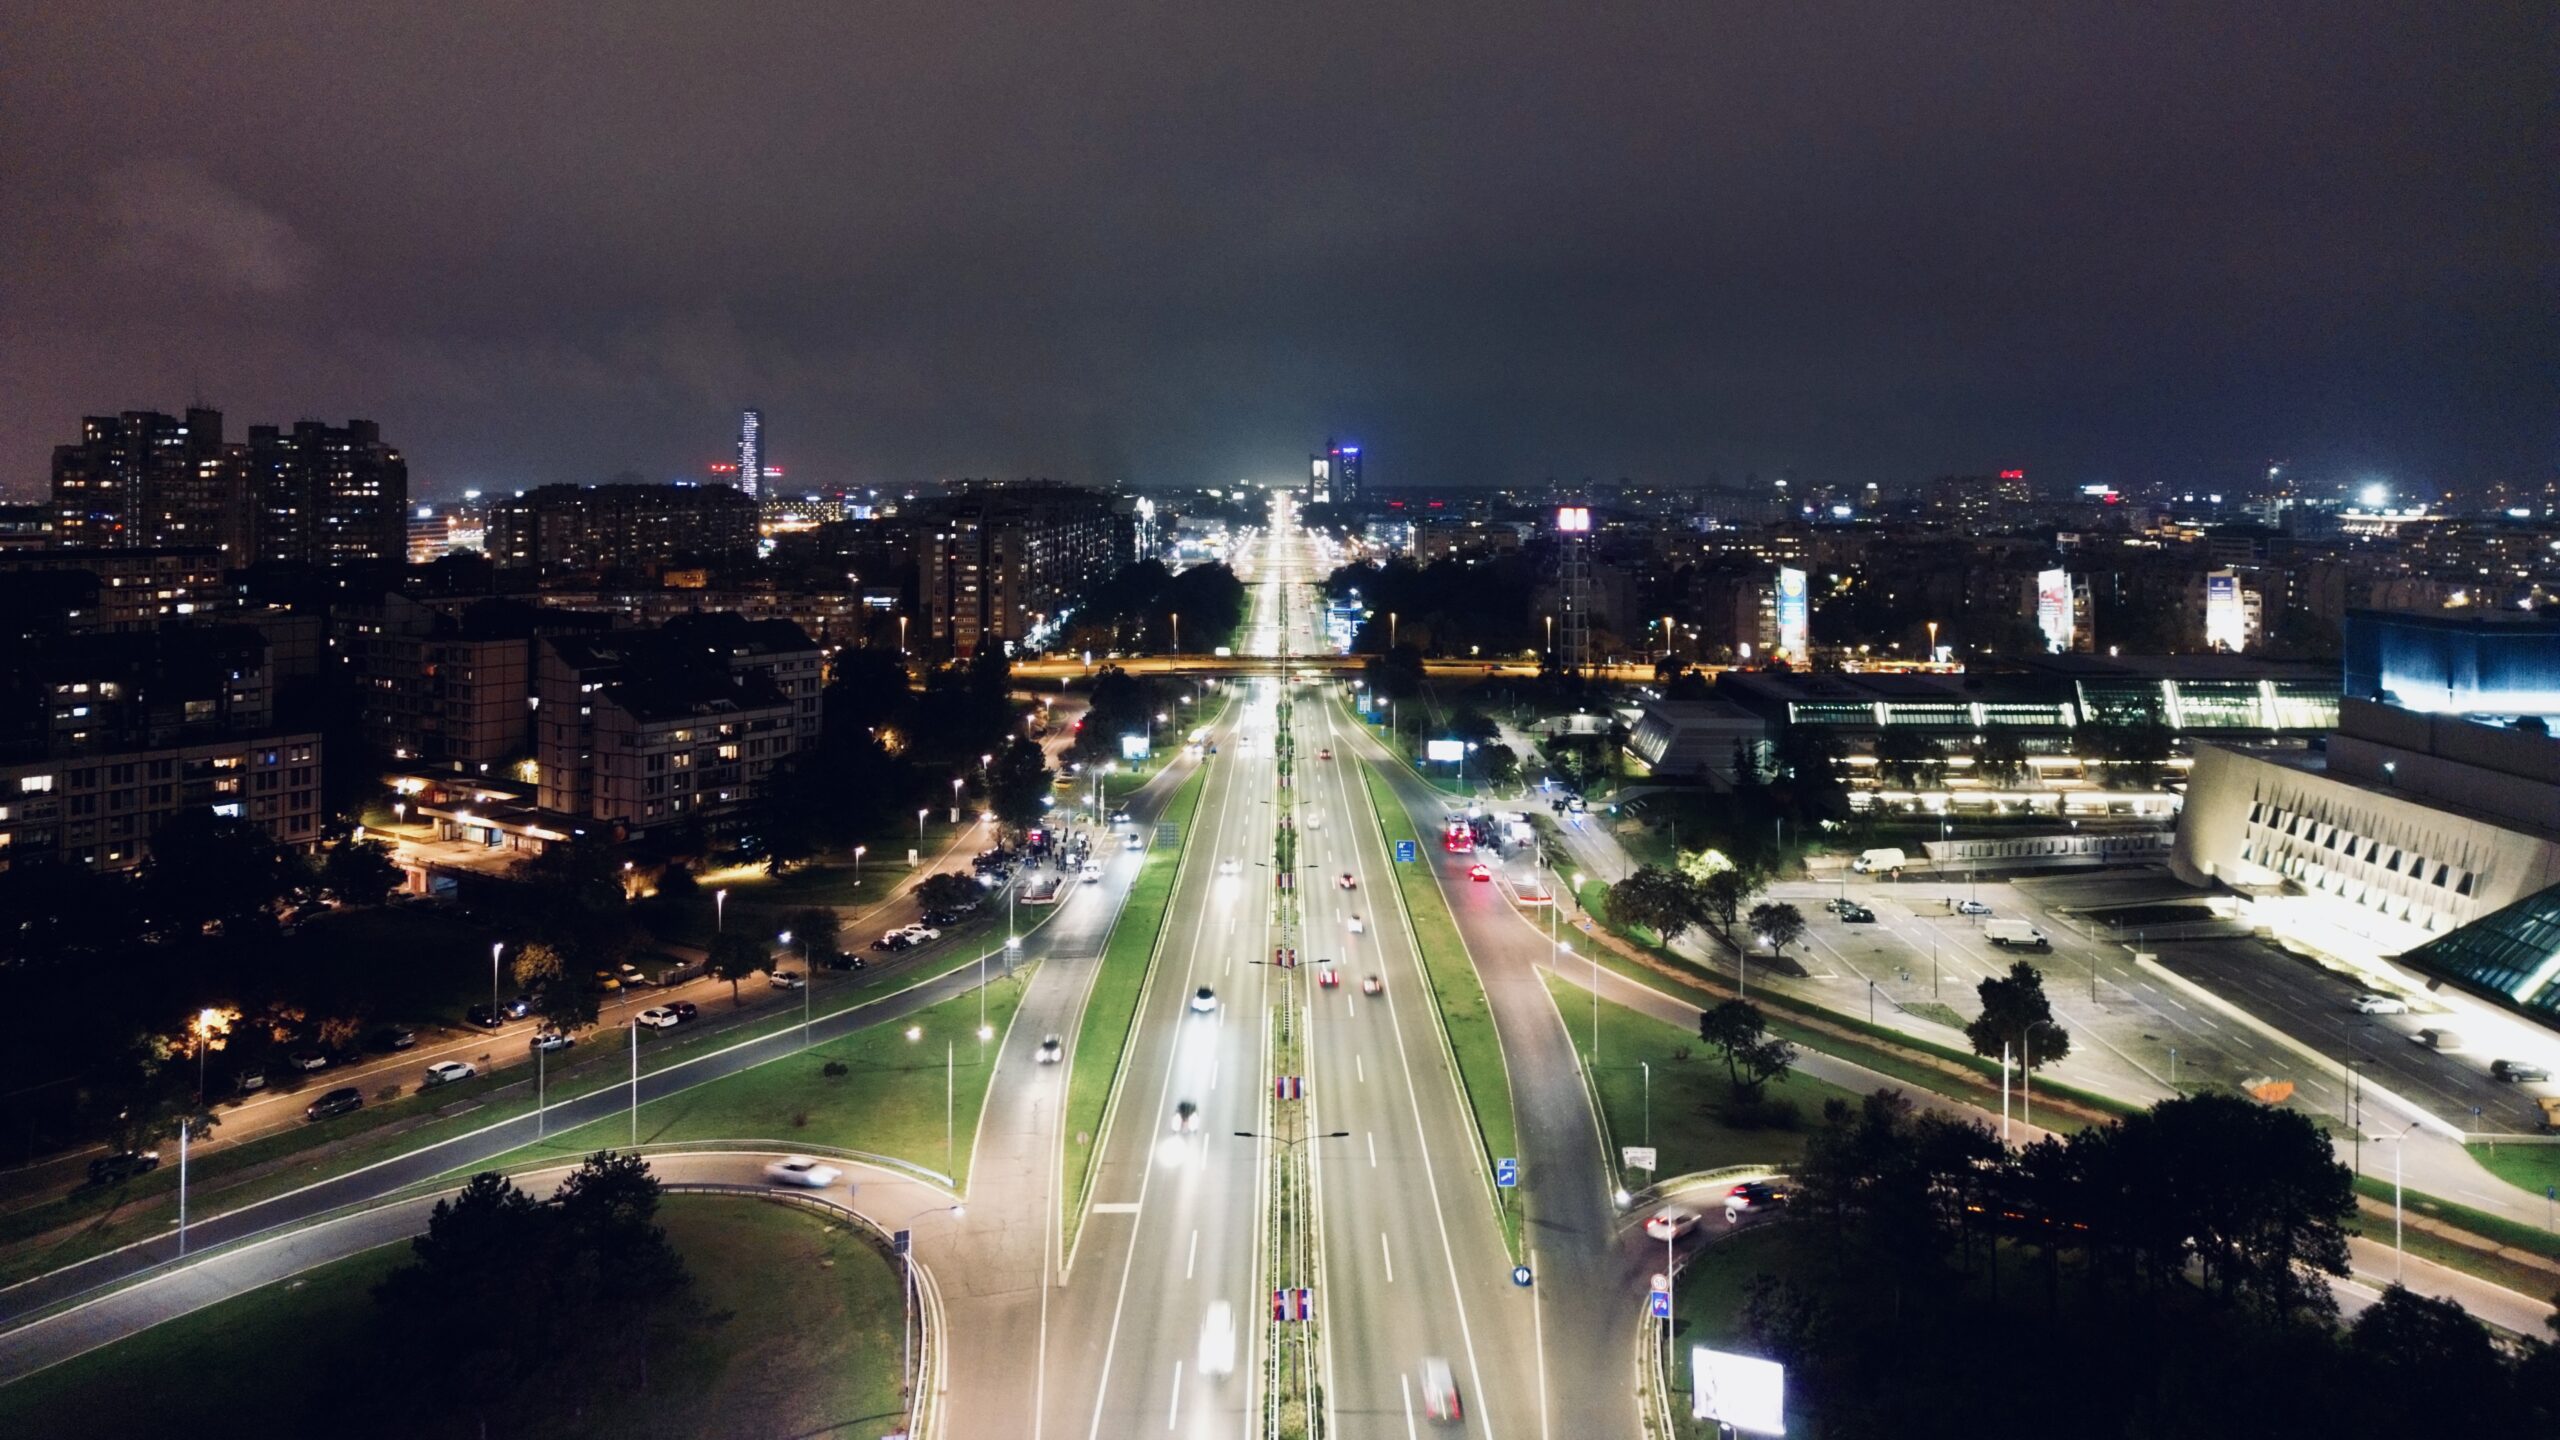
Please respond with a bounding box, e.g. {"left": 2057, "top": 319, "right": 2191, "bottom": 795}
{"left": 3, "top": 2, "right": 2551, "bottom": 498}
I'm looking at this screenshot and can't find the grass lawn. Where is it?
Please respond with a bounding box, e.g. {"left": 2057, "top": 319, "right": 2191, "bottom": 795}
{"left": 494, "top": 976, "right": 1030, "bottom": 1189}
{"left": 0, "top": 1195, "right": 909, "bottom": 1440}
{"left": 637, "top": 818, "right": 985, "bottom": 947}
{"left": 2467, "top": 1141, "right": 2560, "bottom": 1208}
{"left": 1064, "top": 765, "right": 1208, "bottom": 1242}
{"left": 0, "top": 942, "right": 1031, "bottom": 1288}
{"left": 1546, "top": 972, "right": 1863, "bottom": 1190}
{"left": 1358, "top": 758, "right": 1521, "bottom": 1252}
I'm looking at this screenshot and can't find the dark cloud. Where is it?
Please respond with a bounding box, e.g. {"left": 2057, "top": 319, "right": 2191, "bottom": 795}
{"left": 1, "top": 2, "right": 2551, "bottom": 497}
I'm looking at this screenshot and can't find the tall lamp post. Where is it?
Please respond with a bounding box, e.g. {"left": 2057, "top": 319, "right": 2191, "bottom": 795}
{"left": 892, "top": 1201, "right": 967, "bottom": 1430}
{"left": 715, "top": 889, "right": 728, "bottom": 933}
{"left": 2372, "top": 1120, "right": 2421, "bottom": 1281}
{"left": 490, "top": 942, "right": 504, "bottom": 1019}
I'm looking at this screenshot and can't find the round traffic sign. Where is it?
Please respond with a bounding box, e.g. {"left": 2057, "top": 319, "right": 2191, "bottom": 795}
{"left": 1511, "top": 1265, "right": 1533, "bottom": 1288}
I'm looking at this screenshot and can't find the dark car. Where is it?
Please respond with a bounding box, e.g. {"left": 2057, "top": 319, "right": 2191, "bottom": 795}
{"left": 822, "top": 951, "right": 868, "bottom": 971}
{"left": 669, "top": 1001, "right": 700, "bottom": 1023}
{"left": 304, "top": 1087, "right": 364, "bottom": 1121}
{"left": 1837, "top": 903, "right": 1876, "bottom": 923}
{"left": 921, "top": 908, "right": 963, "bottom": 927}
{"left": 466, "top": 1004, "right": 505, "bottom": 1030}
{"left": 371, "top": 1025, "right": 418, "bottom": 1051}
{"left": 1724, "top": 1180, "right": 1790, "bottom": 1222}
{"left": 88, "top": 1149, "right": 162, "bottom": 1185}
{"left": 2491, "top": 1059, "right": 2553, "bottom": 1083}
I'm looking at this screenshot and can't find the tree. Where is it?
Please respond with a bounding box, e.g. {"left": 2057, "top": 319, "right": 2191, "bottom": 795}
{"left": 1363, "top": 643, "right": 1426, "bottom": 699}
{"left": 1478, "top": 742, "right": 1521, "bottom": 789}
{"left": 2116, "top": 1092, "right": 2354, "bottom": 1315}
{"left": 1747, "top": 901, "right": 1806, "bottom": 961}
{"left": 704, "top": 930, "right": 771, "bottom": 1006}
{"left": 988, "top": 735, "right": 1054, "bottom": 833}
{"left": 1966, "top": 961, "right": 2069, "bottom": 1070}
{"left": 1974, "top": 726, "right": 2030, "bottom": 788}
{"left": 785, "top": 906, "right": 840, "bottom": 957}
{"left": 1695, "top": 866, "right": 1762, "bottom": 943}
{"left": 1697, "top": 999, "right": 1797, "bottom": 1100}
{"left": 1607, "top": 865, "right": 1699, "bottom": 945}
{"left": 914, "top": 873, "right": 984, "bottom": 914}
{"left": 320, "top": 836, "right": 402, "bottom": 906}
{"left": 509, "top": 941, "right": 565, "bottom": 992}
{"left": 141, "top": 808, "right": 314, "bottom": 938}
{"left": 374, "top": 1172, "right": 552, "bottom": 1429}
{"left": 1872, "top": 729, "right": 1946, "bottom": 791}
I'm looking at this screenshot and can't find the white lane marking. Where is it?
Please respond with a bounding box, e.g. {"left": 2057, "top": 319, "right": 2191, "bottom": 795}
{"left": 1211, "top": 1054, "right": 1219, "bottom": 1092}
{"left": 1357, "top": 1054, "right": 1366, "bottom": 1084}
{"left": 1368, "top": 1131, "right": 1377, "bottom": 1168}
{"left": 1381, "top": 1230, "right": 1395, "bottom": 1283}
{"left": 1402, "top": 1373, "right": 1418, "bottom": 1439}
{"left": 1168, "top": 1360, "right": 1184, "bottom": 1430}
{"left": 1531, "top": 1244, "right": 1551, "bottom": 1440}
{"left": 1187, "top": 1227, "right": 1199, "bottom": 1280}
{"left": 1091, "top": 1202, "right": 1142, "bottom": 1214}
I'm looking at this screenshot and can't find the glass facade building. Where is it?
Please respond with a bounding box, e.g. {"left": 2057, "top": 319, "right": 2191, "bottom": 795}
{"left": 2344, "top": 609, "right": 2560, "bottom": 720}
{"left": 2392, "top": 879, "right": 2560, "bottom": 1023}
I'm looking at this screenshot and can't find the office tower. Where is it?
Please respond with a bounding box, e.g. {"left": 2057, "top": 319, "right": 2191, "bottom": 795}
{"left": 1331, "top": 439, "right": 1363, "bottom": 505}
{"left": 248, "top": 419, "right": 409, "bottom": 567}
{"left": 737, "top": 409, "right": 764, "bottom": 501}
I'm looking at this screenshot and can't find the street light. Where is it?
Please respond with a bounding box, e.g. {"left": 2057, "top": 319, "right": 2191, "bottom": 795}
{"left": 892, "top": 1201, "right": 968, "bottom": 1428}
{"left": 715, "top": 889, "right": 728, "bottom": 933}
{"left": 2372, "top": 1120, "right": 2421, "bottom": 1281}
{"left": 917, "top": 807, "right": 929, "bottom": 844}
{"left": 490, "top": 942, "right": 504, "bottom": 1018}
{"left": 853, "top": 844, "right": 867, "bottom": 884}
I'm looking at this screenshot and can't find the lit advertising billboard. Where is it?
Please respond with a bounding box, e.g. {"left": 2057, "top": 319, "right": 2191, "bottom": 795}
{"left": 1424, "top": 739, "right": 1466, "bottom": 763}
{"left": 2035, "top": 568, "right": 2073, "bottom": 654}
{"left": 1775, "top": 567, "right": 1808, "bottom": 656}
{"left": 1555, "top": 506, "right": 1592, "bottom": 533}
{"left": 1120, "top": 734, "right": 1152, "bottom": 761}
{"left": 2205, "top": 571, "right": 2245, "bottom": 652}
{"left": 1692, "top": 1347, "right": 1787, "bottom": 1434}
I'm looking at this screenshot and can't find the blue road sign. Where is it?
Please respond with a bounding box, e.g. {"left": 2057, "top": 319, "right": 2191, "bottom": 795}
{"left": 1394, "top": 839, "right": 1418, "bottom": 863}
{"left": 1512, "top": 1265, "right": 1533, "bottom": 1288}
{"left": 1495, "top": 1157, "right": 1519, "bottom": 1188}
{"left": 893, "top": 1229, "right": 912, "bottom": 1256}
{"left": 1648, "top": 1290, "right": 1672, "bottom": 1320}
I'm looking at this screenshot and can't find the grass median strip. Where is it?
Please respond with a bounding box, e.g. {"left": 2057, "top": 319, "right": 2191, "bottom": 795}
{"left": 1544, "top": 971, "right": 1862, "bottom": 1192}
{"left": 474, "top": 976, "right": 1029, "bottom": 1189}
{"left": 1063, "top": 764, "right": 1208, "bottom": 1242}
{"left": 0, "top": 1194, "right": 908, "bottom": 1440}
{"left": 0, "top": 941, "right": 1032, "bottom": 1288}
{"left": 1357, "top": 759, "right": 1521, "bottom": 1250}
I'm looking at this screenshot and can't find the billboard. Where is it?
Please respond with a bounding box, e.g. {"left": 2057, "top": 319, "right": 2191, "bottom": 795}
{"left": 1556, "top": 506, "right": 1592, "bottom": 533}
{"left": 1692, "top": 1348, "right": 1787, "bottom": 1434}
{"left": 2204, "top": 571, "right": 2246, "bottom": 652}
{"left": 2035, "top": 568, "right": 2074, "bottom": 654}
{"left": 1424, "top": 739, "right": 1466, "bottom": 763}
{"left": 1775, "top": 567, "right": 1808, "bottom": 656}
{"left": 1120, "top": 734, "right": 1152, "bottom": 761}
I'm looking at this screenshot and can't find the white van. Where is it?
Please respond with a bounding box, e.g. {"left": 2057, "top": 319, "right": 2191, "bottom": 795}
{"left": 1984, "top": 919, "right": 2050, "bottom": 950}
{"left": 1851, "top": 848, "right": 1907, "bottom": 874}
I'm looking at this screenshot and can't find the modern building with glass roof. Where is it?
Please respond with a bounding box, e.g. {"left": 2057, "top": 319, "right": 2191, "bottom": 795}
{"left": 2392, "top": 879, "right": 2560, "bottom": 1025}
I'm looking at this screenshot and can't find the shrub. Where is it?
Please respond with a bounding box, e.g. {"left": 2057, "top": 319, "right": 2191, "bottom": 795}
{"left": 821, "top": 1060, "right": 850, "bottom": 1079}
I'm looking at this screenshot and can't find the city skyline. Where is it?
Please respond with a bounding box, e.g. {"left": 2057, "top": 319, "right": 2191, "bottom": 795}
{"left": 3, "top": 4, "right": 2552, "bottom": 500}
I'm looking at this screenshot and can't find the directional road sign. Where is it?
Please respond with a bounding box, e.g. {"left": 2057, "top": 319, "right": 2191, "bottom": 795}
{"left": 1495, "top": 1157, "right": 1518, "bottom": 1188}
{"left": 893, "top": 1229, "right": 912, "bottom": 1256}
{"left": 1622, "top": 1146, "right": 1657, "bottom": 1172}
{"left": 1394, "top": 839, "right": 1418, "bottom": 863}
{"left": 1512, "top": 1265, "right": 1534, "bottom": 1288}
{"left": 1649, "top": 1290, "right": 1673, "bottom": 1320}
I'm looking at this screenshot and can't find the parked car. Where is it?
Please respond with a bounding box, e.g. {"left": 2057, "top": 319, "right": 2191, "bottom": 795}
{"left": 230, "top": 1070, "right": 269, "bottom": 1096}
{"left": 873, "top": 933, "right": 913, "bottom": 953}
{"left": 88, "top": 1150, "right": 161, "bottom": 1185}
{"left": 2491, "top": 1059, "right": 2552, "bottom": 1083}
{"left": 1953, "top": 898, "right": 1993, "bottom": 917}
{"left": 371, "top": 1025, "right": 418, "bottom": 1052}
{"left": 1036, "top": 1034, "right": 1064, "bottom": 1064}
{"left": 636, "top": 1007, "right": 682, "bottom": 1029}
{"left": 592, "top": 969, "right": 622, "bottom": 993}
{"left": 2351, "top": 993, "right": 2409, "bottom": 1015}
{"left": 304, "top": 1087, "right": 364, "bottom": 1121}
{"left": 1724, "top": 1181, "right": 1790, "bottom": 1222}
{"left": 822, "top": 951, "right": 868, "bottom": 971}
{"left": 764, "top": 1155, "right": 842, "bottom": 1188}
{"left": 466, "top": 1004, "right": 506, "bottom": 1029}
{"left": 422, "top": 1060, "right": 478, "bottom": 1087}
{"left": 769, "top": 969, "right": 806, "bottom": 990}
{"left": 286, "top": 1049, "right": 330, "bottom": 1072}
{"left": 529, "top": 1030, "right": 576, "bottom": 1053}
{"left": 669, "top": 1001, "right": 699, "bottom": 1023}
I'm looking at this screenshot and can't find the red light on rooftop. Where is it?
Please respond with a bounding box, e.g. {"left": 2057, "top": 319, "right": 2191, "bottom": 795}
{"left": 1999, "top": 469, "right": 2026, "bottom": 480}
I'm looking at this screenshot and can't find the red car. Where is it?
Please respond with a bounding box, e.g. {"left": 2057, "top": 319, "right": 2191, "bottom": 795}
{"left": 1360, "top": 975, "right": 1383, "bottom": 996}
{"left": 1317, "top": 748, "right": 1333, "bottom": 760}
{"left": 1338, "top": 873, "right": 1357, "bottom": 890}
{"left": 1468, "top": 864, "right": 1491, "bottom": 883}
{"left": 1318, "top": 967, "right": 1339, "bottom": 988}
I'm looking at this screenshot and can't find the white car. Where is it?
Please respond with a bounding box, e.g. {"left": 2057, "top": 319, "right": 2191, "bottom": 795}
{"left": 422, "top": 1060, "right": 478, "bottom": 1087}
{"left": 529, "top": 1030, "right": 575, "bottom": 1053}
{"left": 1190, "top": 986, "right": 1219, "bottom": 1014}
{"left": 1347, "top": 915, "right": 1365, "bottom": 934}
{"left": 1218, "top": 857, "right": 1241, "bottom": 876}
{"left": 1643, "top": 1207, "right": 1698, "bottom": 1241}
{"left": 1198, "top": 1300, "right": 1237, "bottom": 1378}
{"left": 763, "top": 1156, "right": 842, "bottom": 1188}
{"left": 1954, "top": 898, "right": 1994, "bottom": 917}
{"left": 900, "top": 925, "right": 942, "bottom": 943}
{"left": 2352, "top": 993, "right": 2408, "bottom": 1015}
{"left": 768, "top": 969, "right": 806, "bottom": 990}
{"left": 1036, "top": 1034, "right": 1064, "bottom": 1064}
{"left": 635, "top": 1007, "right": 682, "bottom": 1029}
{"left": 1081, "top": 863, "right": 1102, "bottom": 883}
{"left": 1420, "top": 1357, "right": 1462, "bottom": 1422}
